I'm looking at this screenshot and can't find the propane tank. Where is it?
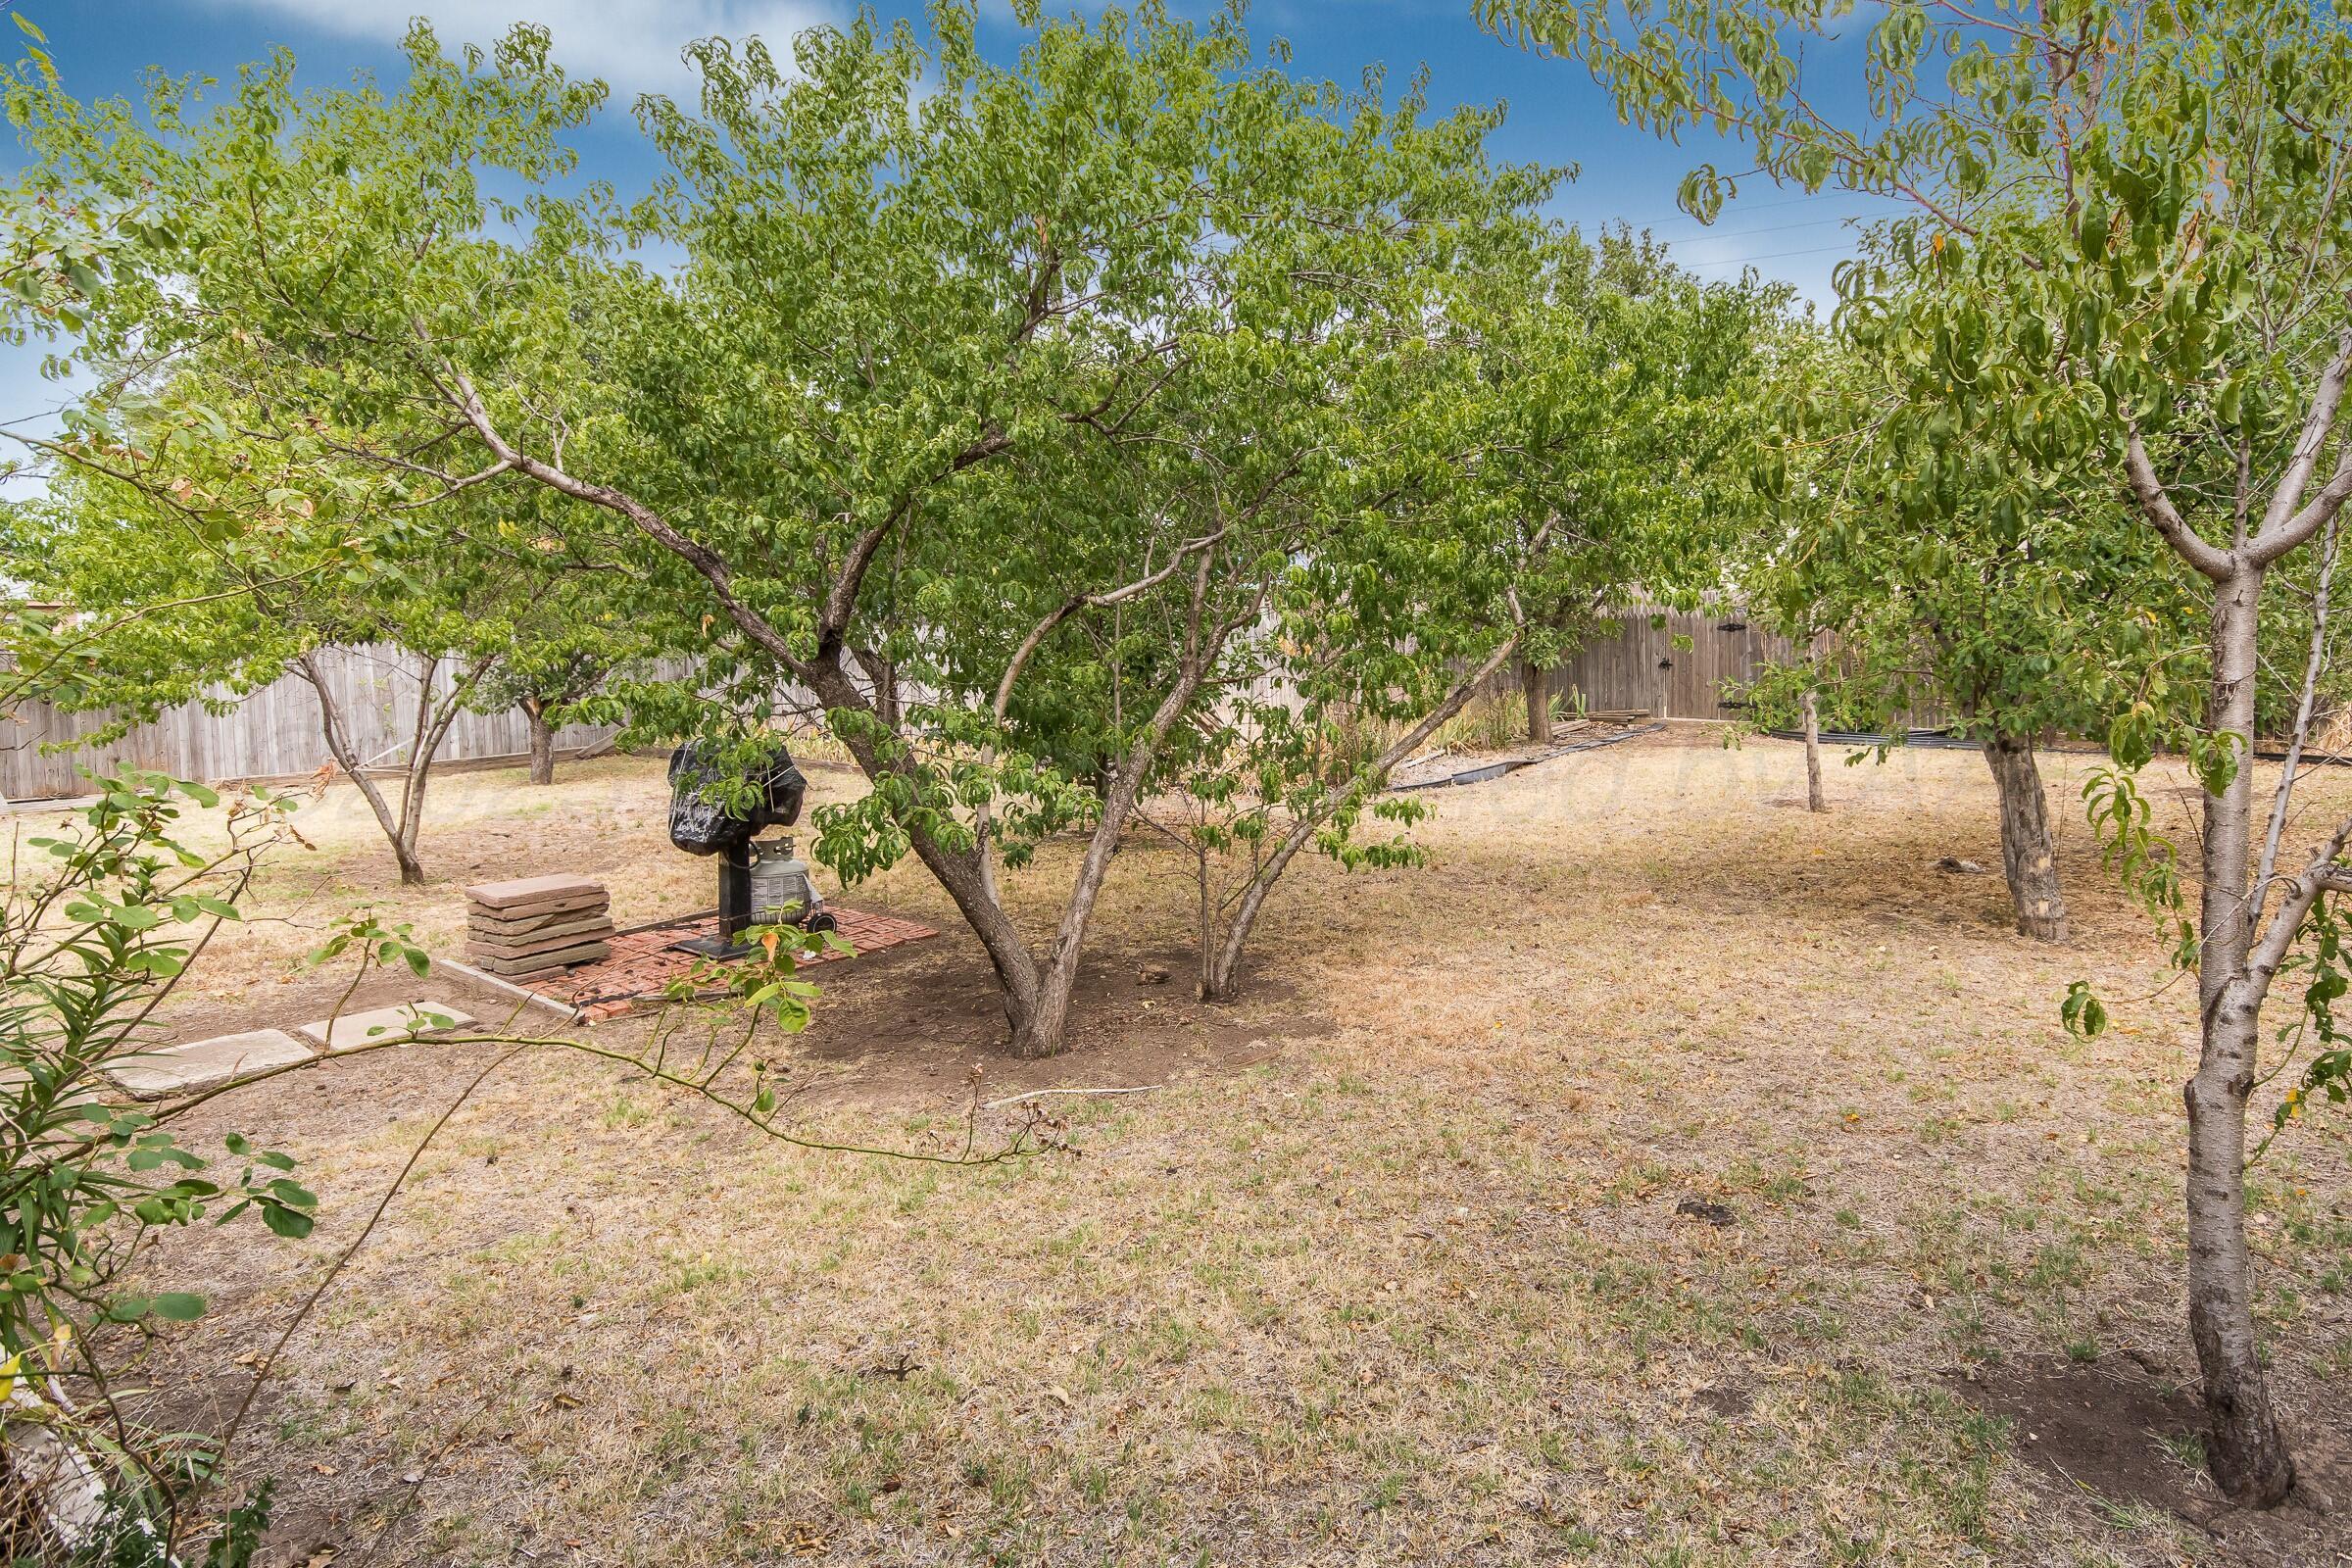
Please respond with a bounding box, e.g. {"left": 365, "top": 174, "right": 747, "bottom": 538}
{"left": 748, "top": 835, "right": 827, "bottom": 929}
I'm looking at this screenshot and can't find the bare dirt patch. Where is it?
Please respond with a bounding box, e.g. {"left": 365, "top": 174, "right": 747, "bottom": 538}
{"left": 140, "top": 888, "right": 1320, "bottom": 1174}
{"left": 769, "top": 927, "right": 1325, "bottom": 1104}
{"left": 1954, "top": 1355, "right": 2352, "bottom": 1566}
{"left": 1957, "top": 1357, "right": 2212, "bottom": 1513}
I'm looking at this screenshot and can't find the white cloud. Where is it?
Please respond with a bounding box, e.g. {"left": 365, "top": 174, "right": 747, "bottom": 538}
{"left": 215, "top": 1, "right": 843, "bottom": 98}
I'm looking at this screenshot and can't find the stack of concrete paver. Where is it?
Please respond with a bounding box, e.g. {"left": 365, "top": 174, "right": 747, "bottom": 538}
{"left": 464, "top": 874, "right": 613, "bottom": 977}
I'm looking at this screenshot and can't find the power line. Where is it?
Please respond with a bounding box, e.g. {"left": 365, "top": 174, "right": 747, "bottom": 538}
{"left": 1680, "top": 241, "right": 1860, "bottom": 269}
{"left": 1654, "top": 211, "right": 1882, "bottom": 243}
{"left": 1611, "top": 187, "right": 1910, "bottom": 229}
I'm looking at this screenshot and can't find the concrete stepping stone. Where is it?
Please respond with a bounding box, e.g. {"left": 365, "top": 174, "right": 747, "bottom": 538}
{"left": 468, "top": 893, "right": 607, "bottom": 922}
{"left": 468, "top": 940, "right": 612, "bottom": 977}
{"left": 465, "top": 875, "right": 607, "bottom": 919}
{"left": 105, "top": 1028, "right": 314, "bottom": 1101}
{"left": 465, "top": 873, "right": 603, "bottom": 908}
{"left": 466, "top": 918, "right": 616, "bottom": 956}
{"left": 468, "top": 908, "right": 615, "bottom": 941}
{"left": 296, "top": 1001, "right": 476, "bottom": 1054}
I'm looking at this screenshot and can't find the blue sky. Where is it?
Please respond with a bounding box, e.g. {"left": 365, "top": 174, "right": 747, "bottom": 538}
{"left": 0, "top": 0, "right": 1908, "bottom": 449}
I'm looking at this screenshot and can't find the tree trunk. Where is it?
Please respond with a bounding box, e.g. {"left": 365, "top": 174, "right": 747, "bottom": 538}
{"left": 1015, "top": 651, "right": 1215, "bottom": 1055}
{"left": 358, "top": 784, "right": 424, "bottom": 885}
{"left": 1522, "top": 659, "right": 1551, "bottom": 744}
{"left": 1981, "top": 734, "right": 2066, "bottom": 942}
{"left": 1203, "top": 631, "right": 1524, "bottom": 1001}
{"left": 801, "top": 654, "right": 1045, "bottom": 1032}
{"left": 523, "top": 699, "right": 556, "bottom": 786}
{"left": 387, "top": 654, "right": 485, "bottom": 891}
{"left": 1196, "top": 844, "right": 1213, "bottom": 1002}
{"left": 296, "top": 652, "right": 426, "bottom": 887}
{"left": 396, "top": 753, "right": 435, "bottom": 890}
{"left": 1801, "top": 689, "right": 1826, "bottom": 812}
{"left": 367, "top": 766, "right": 425, "bottom": 887}
{"left": 2185, "top": 566, "right": 2297, "bottom": 1506}
{"left": 1202, "top": 817, "right": 1306, "bottom": 1003}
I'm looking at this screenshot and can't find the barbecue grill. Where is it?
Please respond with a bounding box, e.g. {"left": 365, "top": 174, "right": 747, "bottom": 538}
{"left": 664, "top": 740, "right": 833, "bottom": 958}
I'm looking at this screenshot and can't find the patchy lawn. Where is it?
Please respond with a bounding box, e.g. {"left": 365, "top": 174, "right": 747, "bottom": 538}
{"left": 62, "top": 732, "right": 2352, "bottom": 1565}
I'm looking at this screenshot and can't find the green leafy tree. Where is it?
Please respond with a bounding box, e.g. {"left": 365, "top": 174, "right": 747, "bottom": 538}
{"left": 1742, "top": 323, "right": 2202, "bottom": 939}
{"left": 459, "top": 496, "right": 679, "bottom": 787}
{"left": 1483, "top": 0, "right": 2352, "bottom": 1504}
{"left": 0, "top": 18, "right": 609, "bottom": 880}
{"left": 5, "top": 457, "right": 517, "bottom": 887}
{"left": 1501, "top": 229, "right": 1790, "bottom": 742}
{"left": 1145, "top": 227, "right": 1785, "bottom": 998}
{"left": 0, "top": 6, "right": 1568, "bottom": 1054}
{"left": 1136, "top": 515, "right": 1547, "bottom": 1001}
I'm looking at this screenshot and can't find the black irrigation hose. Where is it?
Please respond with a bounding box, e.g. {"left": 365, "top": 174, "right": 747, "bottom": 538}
{"left": 1547, "top": 720, "right": 1670, "bottom": 755}
{"left": 1389, "top": 722, "right": 1668, "bottom": 791}
{"left": 2253, "top": 747, "right": 2352, "bottom": 767}
{"left": 612, "top": 906, "right": 722, "bottom": 939}
{"left": 1763, "top": 727, "right": 1981, "bottom": 751}
{"left": 1766, "top": 729, "right": 2352, "bottom": 765}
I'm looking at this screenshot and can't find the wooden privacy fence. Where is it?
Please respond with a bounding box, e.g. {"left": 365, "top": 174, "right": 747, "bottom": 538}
{"left": 0, "top": 644, "right": 619, "bottom": 803}
{"left": 1535, "top": 603, "right": 1952, "bottom": 727}
{"left": 1545, "top": 604, "right": 1794, "bottom": 719}
{"left": 2, "top": 607, "right": 1928, "bottom": 801}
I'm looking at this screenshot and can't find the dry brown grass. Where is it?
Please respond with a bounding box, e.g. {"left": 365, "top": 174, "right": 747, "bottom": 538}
{"left": 63, "top": 734, "right": 2352, "bottom": 1565}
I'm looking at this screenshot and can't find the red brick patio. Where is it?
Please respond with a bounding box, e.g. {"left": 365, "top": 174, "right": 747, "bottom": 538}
{"left": 507, "top": 906, "right": 938, "bottom": 1021}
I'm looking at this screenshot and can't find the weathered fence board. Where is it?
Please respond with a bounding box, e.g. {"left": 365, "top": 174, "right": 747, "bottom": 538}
{"left": 0, "top": 645, "right": 619, "bottom": 802}
{"left": 1529, "top": 604, "right": 1951, "bottom": 726}
{"left": 4, "top": 605, "right": 1937, "bottom": 802}
{"left": 1533, "top": 605, "right": 1785, "bottom": 719}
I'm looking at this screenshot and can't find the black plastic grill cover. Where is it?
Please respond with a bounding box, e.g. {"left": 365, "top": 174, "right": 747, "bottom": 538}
{"left": 665, "top": 741, "right": 808, "bottom": 856}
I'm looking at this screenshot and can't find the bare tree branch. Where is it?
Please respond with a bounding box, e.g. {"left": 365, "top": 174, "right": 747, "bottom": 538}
{"left": 2254, "top": 515, "right": 2340, "bottom": 931}
{"left": 2247, "top": 325, "right": 2352, "bottom": 567}
{"left": 2127, "top": 430, "right": 2234, "bottom": 580}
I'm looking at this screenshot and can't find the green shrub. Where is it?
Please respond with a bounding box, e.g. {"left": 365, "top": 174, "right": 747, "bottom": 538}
{"left": 2, "top": 771, "right": 311, "bottom": 1563}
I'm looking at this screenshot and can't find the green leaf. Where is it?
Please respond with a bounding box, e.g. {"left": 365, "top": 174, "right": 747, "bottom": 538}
{"left": 2061, "top": 980, "right": 2109, "bottom": 1040}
